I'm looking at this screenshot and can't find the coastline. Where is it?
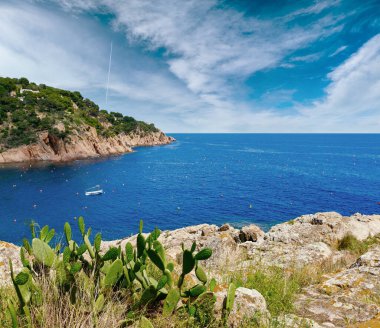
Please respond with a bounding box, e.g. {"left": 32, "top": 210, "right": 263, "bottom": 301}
{"left": 2, "top": 211, "right": 380, "bottom": 326}
{"left": 0, "top": 127, "right": 175, "bottom": 164}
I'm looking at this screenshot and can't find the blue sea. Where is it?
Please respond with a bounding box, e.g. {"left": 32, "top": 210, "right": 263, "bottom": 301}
{"left": 1, "top": 134, "right": 379, "bottom": 244}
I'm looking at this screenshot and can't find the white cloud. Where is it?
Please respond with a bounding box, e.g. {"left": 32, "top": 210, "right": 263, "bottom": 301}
{"left": 1, "top": 0, "right": 378, "bottom": 133}
{"left": 0, "top": 2, "right": 106, "bottom": 89}
{"left": 52, "top": 0, "right": 344, "bottom": 103}
{"left": 329, "top": 45, "right": 348, "bottom": 57}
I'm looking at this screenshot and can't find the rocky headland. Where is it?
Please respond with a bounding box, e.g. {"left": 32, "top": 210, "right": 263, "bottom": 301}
{"left": 2, "top": 212, "right": 380, "bottom": 327}
{"left": 0, "top": 127, "right": 174, "bottom": 163}
{"left": 0, "top": 76, "right": 174, "bottom": 164}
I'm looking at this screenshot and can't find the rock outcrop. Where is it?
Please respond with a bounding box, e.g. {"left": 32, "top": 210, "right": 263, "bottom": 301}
{"left": 0, "top": 126, "right": 174, "bottom": 164}
{"left": 2, "top": 212, "right": 380, "bottom": 327}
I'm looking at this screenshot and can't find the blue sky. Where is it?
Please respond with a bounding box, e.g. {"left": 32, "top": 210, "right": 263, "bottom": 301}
{"left": 0, "top": 0, "right": 379, "bottom": 132}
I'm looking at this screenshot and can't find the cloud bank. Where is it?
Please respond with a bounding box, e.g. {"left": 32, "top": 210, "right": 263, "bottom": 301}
{"left": 0, "top": 0, "right": 379, "bottom": 132}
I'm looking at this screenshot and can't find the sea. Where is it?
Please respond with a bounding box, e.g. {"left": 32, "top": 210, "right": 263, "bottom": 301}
{"left": 1, "top": 134, "right": 379, "bottom": 244}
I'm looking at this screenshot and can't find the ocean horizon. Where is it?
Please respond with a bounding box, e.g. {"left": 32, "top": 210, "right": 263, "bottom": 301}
{"left": 1, "top": 133, "right": 379, "bottom": 244}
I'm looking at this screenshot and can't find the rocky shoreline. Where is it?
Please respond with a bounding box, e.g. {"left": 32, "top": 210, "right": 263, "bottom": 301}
{"left": 2, "top": 212, "right": 380, "bottom": 327}
{"left": 0, "top": 126, "right": 175, "bottom": 164}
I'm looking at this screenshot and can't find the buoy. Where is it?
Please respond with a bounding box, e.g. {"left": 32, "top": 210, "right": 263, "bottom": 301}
{"left": 249, "top": 204, "right": 252, "bottom": 208}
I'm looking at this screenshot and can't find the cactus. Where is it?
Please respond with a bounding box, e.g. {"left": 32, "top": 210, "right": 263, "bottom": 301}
{"left": 139, "top": 316, "right": 154, "bottom": 328}
{"left": 78, "top": 216, "right": 85, "bottom": 236}
{"left": 188, "top": 284, "right": 207, "bottom": 297}
{"left": 84, "top": 234, "right": 95, "bottom": 259}
{"left": 32, "top": 238, "right": 56, "bottom": 267}
{"left": 9, "top": 217, "right": 216, "bottom": 324}
{"left": 209, "top": 278, "right": 217, "bottom": 292}
{"left": 94, "top": 293, "right": 105, "bottom": 314}
{"left": 182, "top": 249, "right": 195, "bottom": 275}
{"left": 102, "top": 259, "right": 123, "bottom": 287}
{"left": 147, "top": 249, "right": 165, "bottom": 271}
{"left": 94, "top": 233, "right": 102, "bottom": 252}
{"left": 162, "top": 288, "right": 180, "bottom": 316}
{"left": 7, "top": 301, "right": 18, "bottom": 328}
{"left": 195, "top": 265, "right": 207, "bottom": 284}
{"left": 225, "top": 282, "right": 236, "bottom": 313}
{"left": 64, "top": 222, "right": 72, "bottom": 244}
{"left": 194, "top": 248, "right": 212, "bottom": 261}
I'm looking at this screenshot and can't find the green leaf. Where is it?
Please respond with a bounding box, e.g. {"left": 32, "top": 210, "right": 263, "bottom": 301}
{"left": 22, "top": 239, "right": 32, "bottom": 255}
{"left": 45, "top": 228, "right": 55, "bottom": 243}
{"left": 94, "top": 233, "right": 102, "bottom": 252}
{"left": 139, "top": 285, "right": 157, "bottom": 305}
{"left": 194, "top": 248, "right": 212, "bottom": 261}
{"left": 137, "top": 234, "right": 146, "bottom": 258}
{"left": 63, "top": 247, "right": 71, "bottom": 264}
{"left": 70, "top": 262, "right": 82, "bottom": 274}
{"left": 147, "top": 249, "right": 165, "bottom": 271}
{"left": 195, "top": 265, "right": 207, "bottom": 284}
{"left": 156, "top": 275, "right": 168, "bottom": 291}
{"left": 40, "top": 225, "right": 49, "bottom": 241}
{"left": 225, "top": 282, "right": 236, "bottom": 312}
{"left": 76, "top": 244, "right": 87, "bottom": 256}
{"left": 78, "top": 216, "right": 85, "bottom": 236}
{"left": 102, "top": 247, "right": 119, "bottom": 261}
{"left": 189, "top": 284, "right": 206, "bottom": 297}
{"left": 84, "top": 234, "right": 95, "bottom": 259}
{"left": 20, "top": 247, "right": 30, "bottom": 268}
{"left": 14, "top": 272, "right": 29, "bottom": 285}
{"left": 166, "top": 262, "right": 174, "bottom": 272}
{"left": 125, "top": 242, "right": 134, "bottom": 262}
{"left": 94, "top": 294, "right": 105, "bottom": 314}
{"left": 64, "top": 222, "right": 72, "bottom": 244}
{"left": 7, "top": 301, "right": 18, "bottom": 328}
{"left": 182, "top": 250, "right": 195, "bottom": 275}
{"left": 139, "top": 316, "right": 153, "bottom": 328}
{"left": 32, "top": 238, "right": 56, "bottom": 267}
{"left": 163, "top": 288, "right": 180, "bottom": 316}
{"left": 103, "top": 259, "right": 123, "bottom": 287}
{"left": 139, "top": 219, "right": 143, "bottom": 234}
{"left": 209, "top": 278, "right": 217, "bottom": 292}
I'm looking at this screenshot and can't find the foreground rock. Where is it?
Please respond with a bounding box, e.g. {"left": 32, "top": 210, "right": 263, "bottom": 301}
{"left": 2, "top": 212, "right": 380, "bottom": 326}
{"left": 0, "top": 241, "right": 21, "bottom": 285}
{"left": 295, "top": 246, "right": 380, "bottom": 327}
{"left": 0, "top": 127, "right": 174, "bottom": 164}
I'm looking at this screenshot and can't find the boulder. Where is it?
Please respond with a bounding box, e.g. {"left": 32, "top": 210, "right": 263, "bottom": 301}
{"left": 295, "top": 246, "right": 380, "bottom": 327}
{"left": 0, "top": 241, "right": 22, "bottom": 285}
{"left": 228, "top": 287, "right": 269, "bottom": 327}
{"left": 238, "top": 224, "right": 265, "bottom": 243}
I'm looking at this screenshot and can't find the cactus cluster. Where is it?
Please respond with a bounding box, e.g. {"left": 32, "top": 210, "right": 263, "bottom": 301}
{"left": 7, "top": 218, "right": 236, "bottom": 327}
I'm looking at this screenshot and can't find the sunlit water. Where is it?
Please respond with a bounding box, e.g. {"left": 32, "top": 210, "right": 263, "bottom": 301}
{"left": 1, "top": 134, "right": 379, "bottom": 244}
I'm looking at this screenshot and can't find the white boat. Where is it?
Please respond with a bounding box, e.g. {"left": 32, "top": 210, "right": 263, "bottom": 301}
{"left": 85, "top": 185, "right": 103, "bottom": 196}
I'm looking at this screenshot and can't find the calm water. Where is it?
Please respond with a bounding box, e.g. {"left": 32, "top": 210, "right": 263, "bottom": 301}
{"left": 1, "top": 134, "right": 379, "bottom": 244}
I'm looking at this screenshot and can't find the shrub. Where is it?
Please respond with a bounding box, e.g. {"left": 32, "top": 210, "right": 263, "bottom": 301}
{"left": 6, "top": 218, "right": 226, "bottom": 327}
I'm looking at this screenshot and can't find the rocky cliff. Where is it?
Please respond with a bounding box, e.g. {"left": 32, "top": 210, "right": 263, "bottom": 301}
{"left": 0, "top": 76, "right": 175, "bottom": 164}
{"left": 0, "top": 126, "right": 174, "bottom": 163}
{"left": 2, "top": 212, "right": 380, "bottom": 327}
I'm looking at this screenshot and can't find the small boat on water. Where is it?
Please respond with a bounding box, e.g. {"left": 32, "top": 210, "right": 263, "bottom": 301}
{"left": 85, "top": 185, "right": 103, "bottom": 196}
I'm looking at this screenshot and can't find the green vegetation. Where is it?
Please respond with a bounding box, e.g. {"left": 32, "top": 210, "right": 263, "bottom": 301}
{"left": 0, "top": 76, "right": 159, "bottom": 150}
{"left": 337, "top": 233, "right": 380, "bottom": 255}
{"left": 2, "top": 218, "right": 239, "bottom": 328}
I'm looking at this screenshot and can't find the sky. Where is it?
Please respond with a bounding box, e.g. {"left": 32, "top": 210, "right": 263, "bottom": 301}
{"left": 0, "top": 0, "right": 379, "bottom": 133}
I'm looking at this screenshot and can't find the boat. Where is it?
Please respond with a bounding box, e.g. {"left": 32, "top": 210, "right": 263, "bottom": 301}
{"left": 85, "top": 185, "right": 103, "bottom": 196}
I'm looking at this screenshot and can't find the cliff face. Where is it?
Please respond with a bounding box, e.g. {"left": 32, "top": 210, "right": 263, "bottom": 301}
{"left": 0, "top": 126, "right": 175, "bottom": 163}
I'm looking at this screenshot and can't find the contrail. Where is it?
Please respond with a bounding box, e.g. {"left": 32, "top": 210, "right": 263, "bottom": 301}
{"left": 105, "top": 41, "right": 113, "bottom": 107}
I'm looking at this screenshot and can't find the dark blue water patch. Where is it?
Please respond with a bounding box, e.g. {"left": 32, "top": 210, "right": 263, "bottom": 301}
{"left": 0, "top": 134, "right": 379, "bottom": 244}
